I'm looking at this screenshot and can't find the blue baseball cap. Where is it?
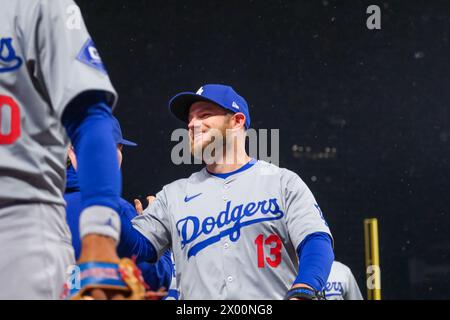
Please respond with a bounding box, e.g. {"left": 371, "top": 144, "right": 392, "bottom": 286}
{"left": 112, "top": 116, "right": 137, "bottom": 147}
{"left": 168, "top": 84, "right": 251, "bottom": 129}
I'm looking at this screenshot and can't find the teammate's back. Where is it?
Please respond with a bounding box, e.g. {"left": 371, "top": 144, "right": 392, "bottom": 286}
{"left": 0, "top": 0, "right": 116, "bottom": 206}
{"left": 0, "top": 0, "right": 132, "bottom": 299}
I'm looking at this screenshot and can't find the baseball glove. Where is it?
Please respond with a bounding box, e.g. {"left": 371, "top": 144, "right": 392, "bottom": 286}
{"left": 64, "top": 258, "right": 148, "bottom": 300}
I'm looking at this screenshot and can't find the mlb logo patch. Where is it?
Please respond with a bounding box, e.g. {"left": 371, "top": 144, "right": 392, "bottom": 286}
{"left": 76, "top": 39, "right": 107, "bottom": 74}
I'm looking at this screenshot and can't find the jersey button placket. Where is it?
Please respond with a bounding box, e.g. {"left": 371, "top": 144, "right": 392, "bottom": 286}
{"left": 221, "top": 179, "right": 236, "bottom": 296}
{"left": 222, "top": 181, "right": 229, "bottom": 201}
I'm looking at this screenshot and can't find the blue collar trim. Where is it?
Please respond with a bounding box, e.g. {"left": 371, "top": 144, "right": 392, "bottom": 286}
{"left": 207, "top": 159, "right": 257, "bottom": 179}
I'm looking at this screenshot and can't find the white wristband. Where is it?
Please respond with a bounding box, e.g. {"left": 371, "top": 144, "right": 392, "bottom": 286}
{"left": 79, "top": 206, "right": 121, "bottom": 243}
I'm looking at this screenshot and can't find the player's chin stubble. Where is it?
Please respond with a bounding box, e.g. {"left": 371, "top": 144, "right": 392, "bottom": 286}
{"left": 189, "top": 126, "right": 229, "bottom": 162}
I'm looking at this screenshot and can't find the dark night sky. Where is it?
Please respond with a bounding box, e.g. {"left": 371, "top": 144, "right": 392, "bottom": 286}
{"left": 76, "top": 0, "right": 450, "bottom": 299}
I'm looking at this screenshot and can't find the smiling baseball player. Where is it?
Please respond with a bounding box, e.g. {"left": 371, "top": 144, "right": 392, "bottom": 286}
{"left": 117, "top": 84, "right": 335, "bottom": 300}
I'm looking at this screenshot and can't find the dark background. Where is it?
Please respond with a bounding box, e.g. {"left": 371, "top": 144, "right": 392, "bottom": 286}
{"left": 76, "top": 0, "right": 450, "bottom": 299}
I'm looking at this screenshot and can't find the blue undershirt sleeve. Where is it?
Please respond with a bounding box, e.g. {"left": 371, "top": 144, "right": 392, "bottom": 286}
{"left": 117, "top": 210, "right": 158, "bottom": 263}
{"left": 294, "top": 232, "right": 334, "bottom": 291}
{"left": 62, "top": 92, "right": 121, "bottom": 212}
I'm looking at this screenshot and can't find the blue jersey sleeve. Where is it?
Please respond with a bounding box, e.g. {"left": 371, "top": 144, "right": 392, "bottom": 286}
{"left": 62, "top": 91, "right": 121, "bottom": 212}
{"left": 294, "top": 232, "right": 334, "bottom": 291}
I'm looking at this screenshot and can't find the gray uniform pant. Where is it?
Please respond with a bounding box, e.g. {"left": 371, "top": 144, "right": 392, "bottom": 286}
{"left": 0, "top": 203, "right": 75, "bottom": 299}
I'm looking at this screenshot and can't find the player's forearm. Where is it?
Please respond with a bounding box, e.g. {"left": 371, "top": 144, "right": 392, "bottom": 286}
{"left": 63, "top": 93, "right": 122, "bottom": 242}
{"left": 294, "top": 232, "right": 334, "bottom": 291}
{"left": 63, "top": 94, "right": 121, "bottom": 212}
{"left": 78, "top": 234, "right": 119, "bottom": 263}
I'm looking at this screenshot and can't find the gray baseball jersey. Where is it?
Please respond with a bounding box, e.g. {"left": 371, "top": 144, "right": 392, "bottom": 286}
{"left": 0, "top": 203, "right": 74, "bottom": 299}
{"left": 325, "top": 261, "right": 363, "bottom": 300}
{"left": 0, "top": 0, "right": 117, "bottom": 206}
{"left": 133, "top": 160, "right": 332, "bottom": 300}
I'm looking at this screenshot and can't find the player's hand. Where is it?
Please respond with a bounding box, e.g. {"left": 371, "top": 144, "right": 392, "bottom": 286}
{"left": 68, "top": 235, "right": 146, "bottom": 300}
{"left": 134, "top": 195, "right": 156, "bottom": 215}
{"left": 88, "top": 288, "right": 125, "bottom": 300}
{"left": 145, "top": 287, "right": 168, "bottom": 300}
{"left": 76, "top": 235, "right": 125, "bottom": 300}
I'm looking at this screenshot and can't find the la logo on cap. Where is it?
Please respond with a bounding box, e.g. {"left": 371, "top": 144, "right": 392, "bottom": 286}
{"left": 196, "top": 87, "right": 204, "bottom": 95}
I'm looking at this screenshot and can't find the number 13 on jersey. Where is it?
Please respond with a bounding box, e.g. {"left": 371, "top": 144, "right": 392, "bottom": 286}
{"left": 255, "top": 234, "right": 282, "bottom": 268}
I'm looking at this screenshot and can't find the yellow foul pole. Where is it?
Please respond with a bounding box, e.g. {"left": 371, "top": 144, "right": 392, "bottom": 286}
{"left": 364, "top": 218, "right": 381, "bottom": 300}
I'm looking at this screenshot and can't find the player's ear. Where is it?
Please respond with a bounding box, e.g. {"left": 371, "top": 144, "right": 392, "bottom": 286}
{"left": 232, "top": 112, "right": 246, "bottom": 130}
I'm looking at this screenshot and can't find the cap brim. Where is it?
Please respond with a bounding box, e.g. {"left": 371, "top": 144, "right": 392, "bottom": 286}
{"left": 119, "top": 138, "right": 137, "bottom": 147}
{"left": 168, "top": 92, "right": 223, "bottom": 124}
